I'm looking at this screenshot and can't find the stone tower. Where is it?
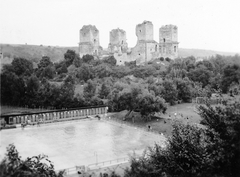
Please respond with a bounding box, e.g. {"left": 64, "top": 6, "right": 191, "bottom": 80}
{"left": 79, "top": 25, "right": 101, "bottom": 57}
{"left": 159, "top": 25, "right": 179, "bottom": 59}
{"left": 130, "top": 21, "right": 158, "bottom": 64}
{"left": 136, "top": 20, "right": 154, "bottom": 42}
{"left": 108, "top": 28, "right": 128, "bottom": 54}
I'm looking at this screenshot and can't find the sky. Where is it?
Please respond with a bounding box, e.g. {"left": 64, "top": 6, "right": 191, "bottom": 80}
{"left": 1, "top": 0, "right": 240, "bottom": 53}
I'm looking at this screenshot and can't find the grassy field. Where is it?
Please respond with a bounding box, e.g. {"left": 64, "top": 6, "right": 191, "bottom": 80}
{"left": 110, "top": 103, "right": 202, "bottom": 136}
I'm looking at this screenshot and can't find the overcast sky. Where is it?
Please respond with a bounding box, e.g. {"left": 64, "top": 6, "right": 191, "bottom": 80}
{"left": 1, "top": 0, "right": 240, "bottom": 53}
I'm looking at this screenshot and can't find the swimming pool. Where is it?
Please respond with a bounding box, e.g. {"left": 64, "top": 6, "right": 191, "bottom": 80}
{"left": 0, "top": 118, "right": 166, "bottom": 170}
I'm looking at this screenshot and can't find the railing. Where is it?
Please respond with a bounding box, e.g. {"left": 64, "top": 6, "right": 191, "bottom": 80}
{"left": 56, "top": 157, "right": 131, "bottom": 176}
{"left": 87, "top": 157, "right": 129, "bottom": 170}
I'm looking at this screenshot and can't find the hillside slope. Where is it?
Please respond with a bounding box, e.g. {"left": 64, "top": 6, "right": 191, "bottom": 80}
{"left": 0, "top": 44, "right": 238, "bottom": 68}
{"left": 178, "top": 48, "right": 238, "bottom": 58}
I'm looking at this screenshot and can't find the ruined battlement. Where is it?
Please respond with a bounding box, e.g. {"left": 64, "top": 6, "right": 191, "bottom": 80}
{"left": 109, "top": 28, "right": 127, "bottom": 45}
{"left": 159, "top": 24, "right": 178, "bottom": 43}
{"left": 79, "top": 21, "right": 179, "bottom": 64}
{"left": 108, "top": 28, "right": 128, "bottom": 54}
{"left": 79, "top": 25, "right": 101, "bottom": 57}
{"left": 136, "top": 21, "right": 154, "bottom": 41}
{"left": 80, "top": 25, "right": 99, "bottom": 44}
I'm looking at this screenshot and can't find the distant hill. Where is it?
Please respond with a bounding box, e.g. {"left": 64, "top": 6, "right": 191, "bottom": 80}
{"left": 0, "top": 44, "right": 78, "bottom": 69}
{"left": 0, "top": 44, "right": 239, "bottom": 69}
{"left": 178, "top": 48, "right": 238, "bottom": 58}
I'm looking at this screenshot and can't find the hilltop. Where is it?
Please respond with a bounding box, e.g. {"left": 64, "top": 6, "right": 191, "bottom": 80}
{"left": 0, "top": 44, "right": 239, "bottom": 68}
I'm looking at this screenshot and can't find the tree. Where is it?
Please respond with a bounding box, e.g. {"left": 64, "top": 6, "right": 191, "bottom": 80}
{"left": 64, "top": 50, "right": 78, "bottom": 67}
{"left": 174, "top": 78, "right": 192, "bottom": 102}
{"left": 76, "top": 64, "right": 93, "bottom": 82}
{"left": 221, "top": 64, "right": 240, "bottom": 93}
{"left": 161, "top": 80, "right": 178, "bottom": 105}
{"left": 138, "top": 94, "right": 167, "bottom": 121}
{"left": 198, "top": 101, "right": 240, "bottom": 177}
{"left": 0, "top": 144, "right": 64, "bottom": 177}
{"left": 103, "top": 56, "right": 117, "bottom": 66}
{"left": 188, "top": 66, "right": 213, "bottom": 88}
{"left": 83, "top": 80, "right": 97, "bottom": 100}
{"left": 82, "top": 54, "right": 94, "bottom": 64}
{"left": 11, "top": 57, "right": 33, "bottom": 76}
{"left": 93, "top": 63, "right": 113, "bottom": 78}
{"left": 99, "top": 83, "right": 111, "bottom": 99}
{"left": 38, "top": 56, "right": 53, "bottom": 69}
{"left": 25, "top": 75, "right": 40, "bottom": 107}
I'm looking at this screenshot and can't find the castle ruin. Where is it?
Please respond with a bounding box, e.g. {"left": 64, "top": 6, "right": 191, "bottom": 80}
{"left": 79, "top": 25, "right": 102, "bottom": 57}
{"left": 108, "top": 28, "right": 128, "bottom": 54}
{"left": 159, "top": 25, "right": 178, "bottom": 59}
{"left": 79, "top": 21, "right": 179, "bottom": 65}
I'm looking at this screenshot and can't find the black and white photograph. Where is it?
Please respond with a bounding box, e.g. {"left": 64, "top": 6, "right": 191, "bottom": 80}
{"left": 0, "top": 0, "right": 240, "bottom": 176}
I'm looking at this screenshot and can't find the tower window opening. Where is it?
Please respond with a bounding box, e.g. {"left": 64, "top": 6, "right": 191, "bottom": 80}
{"left": 174, "top": 46, "right": 177, "bottom": 52}
{"left": 94, "top": 39, "right": 96, "bottom": 43}
{"left": 140, "top": 30, "right": 141, "bottom": 32}
{"left": 163, "top": 38, "right": 166, "bottom": 42}
{"left": 155, "top": 45, "right": 157, "bottom": 52}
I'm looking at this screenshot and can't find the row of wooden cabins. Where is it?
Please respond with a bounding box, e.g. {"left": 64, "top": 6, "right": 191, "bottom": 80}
{"left": 0, "top": 106, "right": 108, "bottom": 125}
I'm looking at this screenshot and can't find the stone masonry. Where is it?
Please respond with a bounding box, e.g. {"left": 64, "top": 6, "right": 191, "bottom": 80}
{"left": 79, "top": 21, "right": 179, "bottom": 65}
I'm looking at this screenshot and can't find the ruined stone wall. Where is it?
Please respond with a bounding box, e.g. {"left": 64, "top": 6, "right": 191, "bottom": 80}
{"left": 136, "top": 21, "right": 153, "bottom": 41}
{"left": 159, "top": 25, "right": 178, "bottom": 59}
{"left": 78, "top": 22, "right": 179, "bottom": 64}
{"left": 79, "top": 25, "right": 101, "bottom": 57}
{"left": 128, "top": 21, "right": 158, "bottom": 65}
{"left": 108, "top": 28, "right": 128, "bottom": 54}
{"left": 159, "top": 25, "right": 178, "bottom": 43}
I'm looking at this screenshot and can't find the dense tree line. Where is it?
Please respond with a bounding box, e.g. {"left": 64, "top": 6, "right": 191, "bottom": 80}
{"left": 1, "top": 50, "right": 240, "bottom": 112}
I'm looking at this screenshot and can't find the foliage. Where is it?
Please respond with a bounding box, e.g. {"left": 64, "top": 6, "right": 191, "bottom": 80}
{"left": 82, "top": 54, "right": 94, "bottom": 64}
{"left": 221, "top": 64, "right": 240, "bottom": 93}
{"left": 0, "top": 144, "right": 64, "bottom": 177}
{"left": 125, "top": 100, "right": 240, "bottom": 177}
{"left": 83, "top": 79, "right": 97, "bottom": 100}
{"left": 99, "top": 82, "right": 111, "bottom": 99}
{"left": 11, "top": 57, "right": 33, "bottom": 76}
{"left": 124, "top": 122, "right": 224, "bottom": 177}
{"left": 64, "top": 50, "right": 79, "bottom": 67}
{"left": 76, "top": 64, "right": 93, "bottom": 82}
{"left": 103, "top": 56, "right": 117, "bottom": 66}
{"left": 38, "top": 56, "right": 53, "bottom": 69}
{"left": 138, "top": 94, "right": 167, "bottom": 120}
{"left": 198, "top": 101, "right": 240, "bottom": 176}
{"left": 161, "top": 79, "right": 178, "bottom": 105}
{"left": 174, "top": 78, "right": 192, "bottom": 102}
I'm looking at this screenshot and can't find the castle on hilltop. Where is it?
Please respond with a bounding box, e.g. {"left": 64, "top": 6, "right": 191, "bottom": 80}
{"left": 79, "top": 21, "right": 179, "bottom": 65}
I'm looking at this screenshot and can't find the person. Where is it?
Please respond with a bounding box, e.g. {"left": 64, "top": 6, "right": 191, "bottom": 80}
{"left": 148, "top": 125, "right": 151, "bottom": 131}
{"left": 37, "top": 119, "right": 40, "bottom": 127}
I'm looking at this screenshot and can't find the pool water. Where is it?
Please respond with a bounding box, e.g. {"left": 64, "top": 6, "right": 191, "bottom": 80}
{"left": 0, "top": 118, "right": 166, "bottom": 170}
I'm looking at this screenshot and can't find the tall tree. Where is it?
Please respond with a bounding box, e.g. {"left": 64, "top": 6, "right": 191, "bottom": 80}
{"left": 161, "top": 79, "right": 178, "bottom": 105}
{"left": 64, "top": 50, "right": 78, "bottom": 67}
{"left": 138, "top": 93, "right": 167, "bottom": 121}
{"left": 11, "top": 57, "right": 33, "bottom": 76}
{"left": 198, "top": 101, "right": 240, "bottom": 177}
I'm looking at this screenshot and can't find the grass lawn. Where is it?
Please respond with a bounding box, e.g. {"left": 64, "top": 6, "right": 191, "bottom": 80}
{"left": 110, "top": 103, "right": 202, "bottom": 137}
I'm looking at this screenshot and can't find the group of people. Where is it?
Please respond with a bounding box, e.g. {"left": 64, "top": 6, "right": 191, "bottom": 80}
{"left": 21, "top": 119, "right": 42, "bottom": 129}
